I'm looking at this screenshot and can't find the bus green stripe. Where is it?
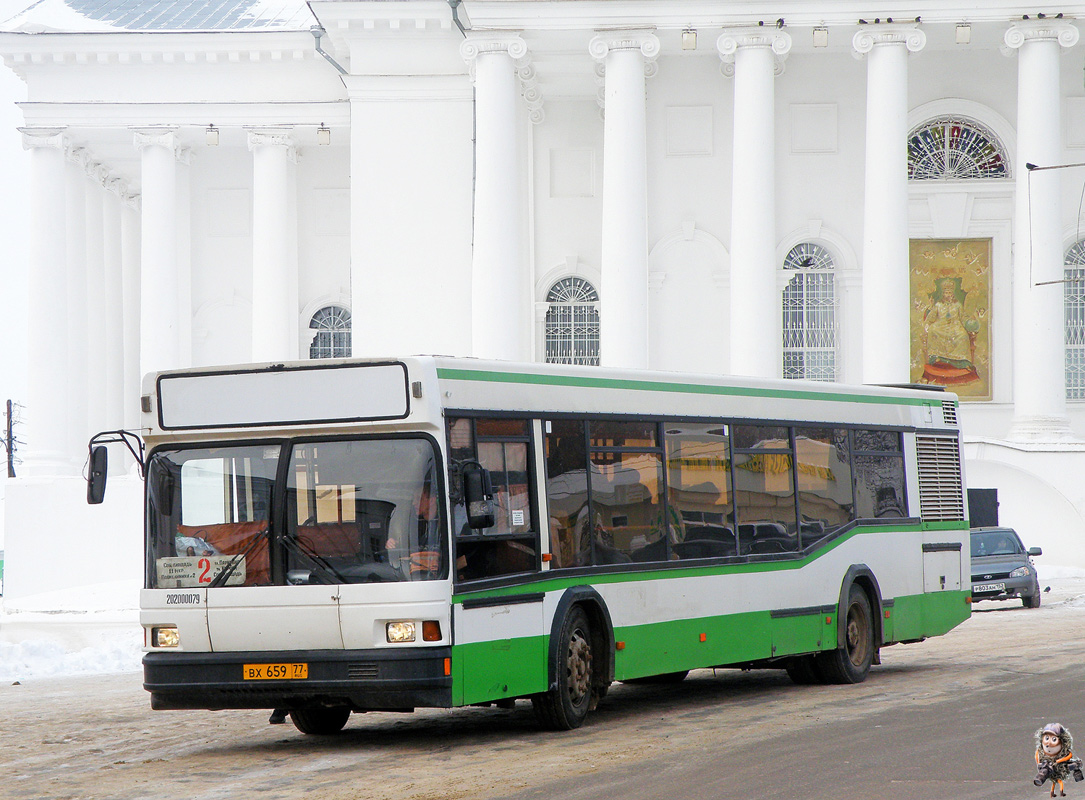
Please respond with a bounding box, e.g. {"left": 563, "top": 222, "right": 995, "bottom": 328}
{"left": 449, "top": 590, "right": 970, "bottom": 704}
{"left": 436, "top": 367, "right": 932, "bottom": 407}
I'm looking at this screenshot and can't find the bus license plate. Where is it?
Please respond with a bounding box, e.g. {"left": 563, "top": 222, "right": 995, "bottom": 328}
{"left": 243, "top": 663, "right": 308, "bottom": 680}
{"left": 973, "top": 582, "right": 1006, "bottom": 594}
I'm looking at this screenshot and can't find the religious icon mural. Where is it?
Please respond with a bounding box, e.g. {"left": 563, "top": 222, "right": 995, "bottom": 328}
{"left": 909, "top": 239, "right": 991, "bottom": 400}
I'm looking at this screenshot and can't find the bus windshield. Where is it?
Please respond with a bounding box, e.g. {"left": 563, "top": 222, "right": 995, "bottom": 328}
{"left": 146, "top": 437, "right": 446, "bottom": 588}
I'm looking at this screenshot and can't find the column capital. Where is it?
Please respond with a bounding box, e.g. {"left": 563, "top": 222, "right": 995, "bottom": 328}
{"left": 717, "top": 28, "right": 791, "bottom": 78}
{"left": 132, "top": 127, "right": 178, "bottom": 150}
{"left": 246, "top": 128, "right": 297, "bottom": 162}
{"left": 1003, "top": 19, "right": 1079, "bottom": 52}
{"left": 717, "top": 27, "right": 792, "bottom": 59}
{"left": 18, "top": 126, "right": 66, "bottom": 150}
{"left": 852, "top": 24, "right": 926, "bottom": 59}
{"left": 589, "top": 29, "right": 660, "bottom": 63}
{"left": 460, "top": 32, "right": 528, "bottom": 65}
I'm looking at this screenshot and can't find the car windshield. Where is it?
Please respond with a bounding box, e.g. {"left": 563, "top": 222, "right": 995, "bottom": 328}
{"left": 971, "top": 531, "right": 1022, "bottom": 557}
{"left": 146, "top": 437, "right": 446, "bottom": 588}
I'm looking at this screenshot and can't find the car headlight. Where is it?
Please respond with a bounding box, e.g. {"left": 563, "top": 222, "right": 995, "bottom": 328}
{"left": 386, "top": 621, "right": 416, "bottom": 643}
{"left": 1009, "top": 566, "right": 1031, "bottom": 578}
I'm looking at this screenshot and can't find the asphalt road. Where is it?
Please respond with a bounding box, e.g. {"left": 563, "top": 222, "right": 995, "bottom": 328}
{"left": 3, "top": 580, "right": 1084, "bottom": 800}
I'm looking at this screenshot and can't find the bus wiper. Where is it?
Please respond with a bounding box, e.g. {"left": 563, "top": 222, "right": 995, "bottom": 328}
{"left": 209, "top": 527, "right": 269, "bottom": 588}
{"left": 280, "top": 534, "right": 348, "bottom": 584}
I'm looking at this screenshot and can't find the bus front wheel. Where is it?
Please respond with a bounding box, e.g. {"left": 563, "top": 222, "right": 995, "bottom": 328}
{"left": 532, "top": 605, "right": 595, "bottom": 730}
{"left": 816, "top": 585, "right": 874, "bottom": 685}
{"left": 289, "top": 706, "right": 351, "bottom": 735}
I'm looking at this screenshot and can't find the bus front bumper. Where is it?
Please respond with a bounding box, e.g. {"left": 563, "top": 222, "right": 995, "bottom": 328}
{"left": 143, "top": 647, "right": 452, "bottom": 712}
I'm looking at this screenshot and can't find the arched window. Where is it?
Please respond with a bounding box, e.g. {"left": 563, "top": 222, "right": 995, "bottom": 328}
{"left": 309, "top": 305, "right": 351, "bottom": 359}
{"left": 545, "top": 277, "right": 599, "bottom": 366}
{"left": 1065, "top": 242, "right": 1085, "bottom": 399}
{"left": 782, "top": 243, "right": 837, "bottom": 382}
{"left": 907, "top": 116, "right": 1010, "bottom": 180}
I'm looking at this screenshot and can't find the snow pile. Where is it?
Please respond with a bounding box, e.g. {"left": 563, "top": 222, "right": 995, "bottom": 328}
{"left": 0, "top": 578, "right": 141, "bottom": 682}
{"left": 0, "top": 627, "right": 141, "bottom": 682}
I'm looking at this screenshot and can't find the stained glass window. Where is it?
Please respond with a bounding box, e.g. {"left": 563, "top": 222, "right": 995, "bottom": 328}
{"left": 1065, "top": 242, "right": 1085, "bottom": 399}
{"left": 545, "top": 277, "right": 600, "bottom": 366}
{"left": 309, "top": 306, "right": 351, "bottom": 359}
{"left": 782, "top": 243, "right": 837, "bottom": 382}
{"left": 907, "top": 117, "right": 1009, "bottom": 180}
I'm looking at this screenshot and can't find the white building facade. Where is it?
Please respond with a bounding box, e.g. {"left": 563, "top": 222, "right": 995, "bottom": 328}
{"left": 3, "top": 0, "right": 1085, "bottom": 600}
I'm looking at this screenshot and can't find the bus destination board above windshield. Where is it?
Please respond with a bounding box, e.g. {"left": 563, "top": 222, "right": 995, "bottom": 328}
{"left": 157, "top": 362, "right": 410, "bottom": 429}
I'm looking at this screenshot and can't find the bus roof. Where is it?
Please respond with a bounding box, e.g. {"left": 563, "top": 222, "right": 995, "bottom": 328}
{"left": 143, "top": 356, "right": 959, "bottom": 437}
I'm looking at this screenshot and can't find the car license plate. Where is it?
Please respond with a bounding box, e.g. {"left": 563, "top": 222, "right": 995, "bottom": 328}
{"left": 243, "top": 663, "right": 308, "bottom": 680}
{"left": 973, "top": 582, "right": 1006, "bottom": 594}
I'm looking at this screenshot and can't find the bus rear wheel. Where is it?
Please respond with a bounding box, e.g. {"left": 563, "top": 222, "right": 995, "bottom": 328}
{"left": 532, "top": 606, "right": 594, "bottom": 730}
{"left": 816, "top": 585, "right": 874, "bottom": 685}
{"left": 289, "top": 706, "right": 351, "bottom": 735}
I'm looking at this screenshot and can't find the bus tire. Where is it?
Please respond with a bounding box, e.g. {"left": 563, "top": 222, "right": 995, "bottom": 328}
{"left": 289, "top": 706, "right": 351, "bottom": 735}
{"left": 816, "top": 584, "right": 874, "bottom": 685}
{"left": 532, "top": 605, "right": 595, "bottom": 730}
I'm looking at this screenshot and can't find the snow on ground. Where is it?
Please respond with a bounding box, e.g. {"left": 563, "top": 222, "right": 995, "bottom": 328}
{"left": 1, "top": 565, "right": 1084, "bottom": 684}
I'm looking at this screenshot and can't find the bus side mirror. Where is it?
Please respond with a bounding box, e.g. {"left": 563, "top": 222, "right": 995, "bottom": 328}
{"left": 87, "top": 446, "right": 108, "bottom": 504}
{"left": 462, "top": 461, "right": 495, "bottom": 529}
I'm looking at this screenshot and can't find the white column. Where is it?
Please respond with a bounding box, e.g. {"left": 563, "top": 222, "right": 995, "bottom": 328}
{"left": 18, "top": 127, "right": 70, "bottom": 475}
{"left": 103, "top": 181, "right": 125, "bottom": 434}
{"left": 853, "top": 25, "right": 925, "bottom": 385}
{"left": 247, "top": 129, "right": 299, "bottom": 362}
{"left": 1005, "top": 21, "right": 1079, "bottom": 440}
{"left": 121, "top": 196, "right": 142, "bottom": 431}
{"left": 461, "top": 34, "right": 531, "bottom": 361}
{"left": 175, "top": 149, "right": 193, "bottom": 367}
{"left": 133, "top": 128, "right": 180, "bottom": 378}
{"left": 718, "top": 28, "right": 791, "bottom": 378}
{"left": 85, "top": 165, "right": 107, "bottom": 436}
{"left": 590, "top": 30, "right": 659, "bottom": 369}
{"left": 64, "top": 148, "right": 88, "bottom": 463}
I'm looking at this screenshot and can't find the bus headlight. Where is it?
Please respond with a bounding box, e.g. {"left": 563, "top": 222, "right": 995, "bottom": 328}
{"left": 153, "top": 626, "right": 180, "bottom": 648}
{"left": 386, "top": 621, "right": 416, "bottom": 643}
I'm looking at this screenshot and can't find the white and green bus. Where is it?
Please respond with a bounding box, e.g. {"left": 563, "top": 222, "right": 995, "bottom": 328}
{"left": 88, "top": 356, "right": 971, "bottom": 734}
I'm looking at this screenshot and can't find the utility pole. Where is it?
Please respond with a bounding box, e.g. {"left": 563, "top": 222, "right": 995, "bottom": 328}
{"left": 3, "top": 399, "right": 18, "bottom": 478}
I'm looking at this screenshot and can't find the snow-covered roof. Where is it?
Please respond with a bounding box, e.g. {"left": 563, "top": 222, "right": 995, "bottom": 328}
{"left": 1, "top": 0, "right": 316, "bottom": 33}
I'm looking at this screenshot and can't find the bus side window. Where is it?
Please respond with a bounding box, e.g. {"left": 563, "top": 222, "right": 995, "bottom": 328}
{"left": 447, "top": 417, "right": 539, "bottom": 582}
{"left": 852, "top": 430, "right": 906, "bottom": 519}
{"left": 544, "top": 419, "right": 589, "bottom": 569}
{"left": 731, "top": 425, "right": 799, "bottom": 556}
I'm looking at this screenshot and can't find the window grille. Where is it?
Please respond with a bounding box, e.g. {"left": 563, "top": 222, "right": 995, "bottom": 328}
{"left": 545, "top": 277, "right": 600, "bottom": 366}
{"left": 309, "top": 305, "right": 351, "bottom": 360}
{"left": 782, "top": 243, "right": 837, "bottom": 382}
{"left": 1066, "top": 241, "right": 1085, "bottom": 399}
{"left": 907, "top": 116, "right": 1009, "bottom": 180}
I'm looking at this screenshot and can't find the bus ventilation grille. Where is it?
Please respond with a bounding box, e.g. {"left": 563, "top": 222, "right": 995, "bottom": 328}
{"left": 915, "top": 435, "right": 965, "bottom": 521}
{"left": 347, "top": 663, "right": 379, "bottom": 679}
{"left": 941, "top": 400, "right": 958, "bottom": 426}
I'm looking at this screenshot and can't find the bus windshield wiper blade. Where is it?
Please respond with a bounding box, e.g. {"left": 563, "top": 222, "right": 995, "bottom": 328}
{"left": 209, "top": 527, "right": 269, "bottom": 588}
{"left": 280, "top": 534, "right": 348, "bottom": 584}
